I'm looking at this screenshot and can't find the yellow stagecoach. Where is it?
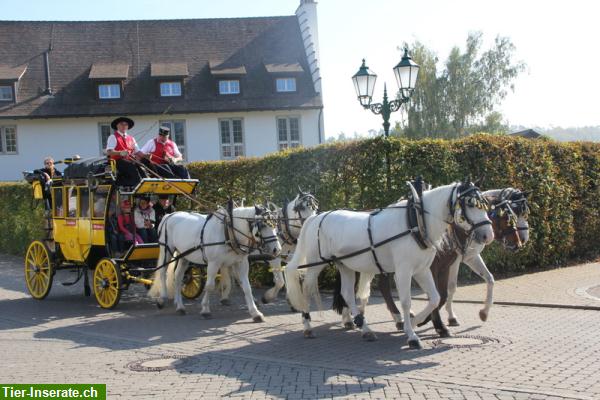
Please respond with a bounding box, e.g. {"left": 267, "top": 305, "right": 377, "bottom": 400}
{"left": 24, "top": 156, "right": 203, "bottom": 309}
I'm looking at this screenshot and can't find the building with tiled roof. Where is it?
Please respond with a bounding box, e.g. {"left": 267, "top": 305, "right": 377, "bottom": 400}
{"left": 0, "top": 0, "right": 323, "bottom": 180}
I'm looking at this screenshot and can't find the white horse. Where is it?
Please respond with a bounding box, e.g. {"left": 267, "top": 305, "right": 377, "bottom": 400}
{"left": 360, "top": 187, "right": 530, "bottom": 336}
{"left": 444, "top": 188, "right": 530, "bottom": 326}
{"left": 216, "top": 191, "right": 319, "bottom": 305}
{"left": 148, "top": 204, "right": 281, "bottom": 321}
{"left": 285, "top": 181, "right": 494, "bottom": 349}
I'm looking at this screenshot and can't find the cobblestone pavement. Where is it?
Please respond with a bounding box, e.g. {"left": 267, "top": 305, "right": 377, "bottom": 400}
{"left": 1, "top": 254, "right": 599, "bottom": 399}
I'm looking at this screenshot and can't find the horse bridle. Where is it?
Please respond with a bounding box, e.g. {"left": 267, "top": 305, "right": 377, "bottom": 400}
{"left": 279, "top": 193, "right": 319, "bottom": 245}
{"left": 500, "top": 188, "right": 530, "bottom": 233}
{"left": 219, "top": 205, "right": 279, "bottom": 255}
{"left": 489, "top": 199, "right": 521, "bottom": 248}
{"left": 449, "top": 183, "right": 492, "bottom": 233}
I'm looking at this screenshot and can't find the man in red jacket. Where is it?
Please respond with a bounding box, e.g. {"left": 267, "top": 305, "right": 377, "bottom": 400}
{"left": 105, "top": 117, "right": 146, "bottom": 187}
{"left": 140, "top": 125, "right": 190, "bottom": 179}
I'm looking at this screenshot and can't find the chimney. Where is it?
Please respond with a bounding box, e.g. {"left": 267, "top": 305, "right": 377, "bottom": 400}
{"left": 296, "top": 0, "right": 321, "bottom": 94}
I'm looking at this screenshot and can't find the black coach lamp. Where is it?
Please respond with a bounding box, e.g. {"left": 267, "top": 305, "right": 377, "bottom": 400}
{"left": 352, "top": 47, "right": 420, "bottom": 137}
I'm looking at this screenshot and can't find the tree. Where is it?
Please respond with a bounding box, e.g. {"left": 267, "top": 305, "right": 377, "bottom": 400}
{"left": 401, "top": 32, "right": 525, "bottom": 139}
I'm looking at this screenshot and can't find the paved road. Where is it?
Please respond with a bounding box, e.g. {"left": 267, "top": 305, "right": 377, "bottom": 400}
{"left": 1, "top": 254, "right": 599, "bottom": 399}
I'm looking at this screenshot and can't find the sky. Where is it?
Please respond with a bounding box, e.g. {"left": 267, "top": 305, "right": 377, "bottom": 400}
{"left": 2, "top": 0, "right": 599, "bottom": 138}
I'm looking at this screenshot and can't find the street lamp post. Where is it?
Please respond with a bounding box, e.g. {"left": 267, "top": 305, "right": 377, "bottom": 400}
{"left": 352, "top": 48, "right": 420, "bottom": 137}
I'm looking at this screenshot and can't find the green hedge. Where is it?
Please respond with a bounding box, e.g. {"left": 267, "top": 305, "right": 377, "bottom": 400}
{"left": 4, "top": 135, "right": 600, "bottom": 286}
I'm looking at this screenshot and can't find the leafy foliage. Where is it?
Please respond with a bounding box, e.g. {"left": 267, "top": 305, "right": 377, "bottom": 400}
{"left": 3, "top": 135, "right": 600, "bottom": 287}
{"left": 400, "top": 33, "right": 525, "bottom": 139}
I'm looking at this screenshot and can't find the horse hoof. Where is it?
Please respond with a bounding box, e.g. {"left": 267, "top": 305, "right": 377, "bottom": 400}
{"left": 436, "top": 329, "right": 451, "bottom": 338}
{"left": 408, "top": 339, "right": 423, "bottom": 350}
{"left": 220, "top": 299, "right": 231, "bottom": 306}
{"left": 201, "top": 313, "right": 212, "bottom": 319}
{"left": 303, "top": 330, "right": 316, "bottom": 339}
{"left": 253, "top": 315, "right": 264, "bottom": 323}
{"left": 156, "top": 300, "right": 165, "bottom": 309}
{"left": 448, "top": 318, "right": 460, "bottom": 327}
{"left": 409, "top": 311, "right": 415, "bottom": 318}
{"left": 395, "top": 321, "right": 404, "bottom": 331}
{"left": 343, "top": 322, "right": 355, "bottom": 330}
{"left": 261, "top": 295, "right": 270, "bottom": 304}
{"left": 362, "top": 332, "right": 378, "bottom": 342}
{"left": 290, "top": 306, "right": 298, "bottom": 313}
{"left": 479, "top": 310, "right": 488, "bottom": 322}
{"left": 176, "top": 309, "right": 186, "bottom": 316}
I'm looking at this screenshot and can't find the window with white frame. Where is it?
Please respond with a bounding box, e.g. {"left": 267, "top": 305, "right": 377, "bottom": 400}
{"left": 276, "top": 77, "right": 296, "bottom": 92}
{"left": 159, "top": 120, "right": 187, "bottom": 160}
{"left": 219, "top": 118, "right": 244, "bottom": 159}
{"left": 0, "top": 86, "right": 13, "bottom": 101}
{"left": 218, "top": 80, "right": 240, "bottom": 95}
{"left": 98, "top": 83, "right": 121, "bottom": 99}
{"left": 160, "top": 81, "right": 182, "bottom": 97}
{"left": 277, "top": 117, "right": 301, "bottom": 150}
{"left": 98, "top": 123, "right": 112, "bottom": 154}
{"left": 0, "top": 126, "right": 18, "bottom": 154}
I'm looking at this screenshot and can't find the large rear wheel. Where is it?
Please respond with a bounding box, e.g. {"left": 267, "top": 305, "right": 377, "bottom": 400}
{"left": 181, "top": 265, "right": 205, "bottom": 300}
{"left": 93, "top": 258, "right": 122, "bottom": 309}
{"left": 24, "top": 241, "right": 54, "bottom": 300}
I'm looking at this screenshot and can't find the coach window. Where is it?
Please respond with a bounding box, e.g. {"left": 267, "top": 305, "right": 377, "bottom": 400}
{"left": 67, "top": 187, "right": 77, "bottom": 218}
{"left": 92, "top": 186, "right": 110, "bottom": 219}
{"left": 53, "top": 188, "right": 64, "bottom": 218}
{"left": 79, "top": 187, "right": 90, "bottom": 218}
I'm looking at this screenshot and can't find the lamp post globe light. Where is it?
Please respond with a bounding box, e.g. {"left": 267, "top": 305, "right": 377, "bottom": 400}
{"left": 352, "top": 47, "right": 420, "bottom": 137}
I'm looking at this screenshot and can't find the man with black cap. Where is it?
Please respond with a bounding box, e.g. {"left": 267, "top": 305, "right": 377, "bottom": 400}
{"left": 105, "top": 116, "right": 145, "bottom": 187}
{"left": 140, "top": 125, "right": 190, "bottom": 179}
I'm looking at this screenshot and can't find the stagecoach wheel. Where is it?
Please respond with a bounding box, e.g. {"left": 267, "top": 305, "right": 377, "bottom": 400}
{"left": 93, "top": 258, "right": 122, "bottom": 309}
{"left": 24, "top": 241, "right": 54, "bottom": 300}
{"left": 181, "top": 266, "right": 205, "bottom": 300}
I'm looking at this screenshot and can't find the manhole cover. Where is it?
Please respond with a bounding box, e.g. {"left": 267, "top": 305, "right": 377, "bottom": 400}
{"left": 127, "top": 355, "right": 187, "bottom": 372}
{"left": 431, "top": 335, "right": 500, "bottom": 348}
{"left": 586, "top": 285, "right": 600, "bottom": 299}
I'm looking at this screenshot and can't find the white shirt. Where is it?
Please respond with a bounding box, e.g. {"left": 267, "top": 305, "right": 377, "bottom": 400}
{"left": 140, "top": 137, "right": 182, "bottom": 158}
{"left": 134, "top": 207, "right": 156, "bottom": 229}
{"left": 105, "top": 131, "right": 140, "bottom": 152}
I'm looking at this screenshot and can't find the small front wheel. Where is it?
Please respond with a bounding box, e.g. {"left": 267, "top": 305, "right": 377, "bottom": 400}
{"left": 24, "top": 241, "right": 54, "bottom": 300}
{"left": 93, "top": 258, "right": 122, "bottom": 309}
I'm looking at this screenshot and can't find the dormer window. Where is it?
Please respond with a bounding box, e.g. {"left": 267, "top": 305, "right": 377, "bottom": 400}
{"left": 210, "top": 61, "right": 246, "bottom": 96}
{"left": 218, "top": 80, "right": 240, "bottom": 95}
{"left": 264, "top": 62, "right": 303, "bottom": 93}
{"left": 151, "top": 63, "right": 188, "bottom": 98}
{"left": 89, "top": 63, "right": 129, "bottom": 101}
{"left": 98, "top": 83, "right": 121, "bottom": 99}
{"left": 0, "top": 86, "right": 12, "bottom": 101}
{"left": 160, "top": 81, "right": 182, "bottom": 97}
{"left": 0, "top": 64, "right": 27, "bottom": 103}
{"left": 276, "top": 78, "right": 297, "bottom": 93}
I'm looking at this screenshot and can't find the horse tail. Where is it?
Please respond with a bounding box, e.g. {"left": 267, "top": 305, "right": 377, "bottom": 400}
{"left": 332, "top": 269, "right": 347, "bottom": 315}
{"left": 147, "top": 243, "right": 165, "bottom": 298}
{"left": 356, "top": 272, "right": 375, "bottom": 301}
{"left": 284, "top": 216, "right": 313, "bottom": 313}
{"left": 165, "top": 252, "right": 179, "bottom": 299}
{"left": 148, "top": 213, "right": 175, "bottom": 299}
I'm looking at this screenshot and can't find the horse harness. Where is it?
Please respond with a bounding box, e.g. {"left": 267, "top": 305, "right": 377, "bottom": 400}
{"left": 298, "top": 182, "right": 490, "bottom": 272}
{"left": 157, "top": 205, "right": 278, "bottom": 268}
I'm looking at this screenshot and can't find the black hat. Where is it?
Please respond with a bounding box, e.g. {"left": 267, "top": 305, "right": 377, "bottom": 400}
{"left": 158, "top": 125, "right": 171, "bottom": 135}
{"left": 111, "top": 117, "right": 135, "bottom": 130}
